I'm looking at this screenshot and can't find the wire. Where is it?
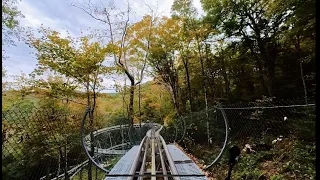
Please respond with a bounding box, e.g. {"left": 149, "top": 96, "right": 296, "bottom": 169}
{"left": 218, "top": 104, "right": 315, "bottom": 110}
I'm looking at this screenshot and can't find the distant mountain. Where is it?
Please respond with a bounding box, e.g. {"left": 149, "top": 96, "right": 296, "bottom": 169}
{"left": 106, "top": 93, "right": 118, "bottom": 96}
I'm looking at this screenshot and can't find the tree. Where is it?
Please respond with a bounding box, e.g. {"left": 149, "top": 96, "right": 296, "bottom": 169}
{"left": 28, "top": 28, "right": 110, "bottom": 108}
{"left": 2, "top": 0, "right": 24, "bottom": 96}
{"left": 28, "top": 29, "right": 111, "bottom": 179}
{"left": 73, "top": 1, "right": 157, "bottom": 124}
{"left": 278, "top": 0, "right": 315, "bottom": 102}
{"left": 171, "top": 0, "right": 197, "bottom": 112}
{"left": 114, "top": 75, "right": 129, "bottom": 117}
{"left": 124, "top": 14, "right": 156, "bottom": 124}
{"left": 171, "top": 0, "right": 197, "bottom": 18}
{"left": 201, "top": 0, "right": 293, "bottom": 97}
{"left": 2, "top": 0, "right": 23, "bottom": 44}
{"left": 148, "top": 17, "right": 183, "bottom": 116}
{"left": 2, "top": 0, "right": 24, "bottom": 62}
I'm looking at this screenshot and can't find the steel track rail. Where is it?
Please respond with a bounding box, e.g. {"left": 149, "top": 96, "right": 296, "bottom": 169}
{"left": 151, "top": 129, "right": 156, "bottom": 180}
{"left": 157, "top": 137, "right": 168, "bottom": 180}
{"left": 127, "top": 136, "right": 147, "bottom": 180}
{"left": 159, "top": 135, "right": 180, "bottom": 180}
{"left": 138, "top": 137, "right": 149, "bottom": 180}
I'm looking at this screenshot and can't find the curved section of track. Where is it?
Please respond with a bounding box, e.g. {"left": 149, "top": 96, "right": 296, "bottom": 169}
{"left": 84, "top": 123, "right": 162, "bottom": 155}
{"left": 80, "top": 108, "right": 225, "bottom": 179}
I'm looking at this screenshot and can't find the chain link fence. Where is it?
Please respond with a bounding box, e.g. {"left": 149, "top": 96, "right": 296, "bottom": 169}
{"left": 175, "top": 97, "right": 315, "bottom": 179}
{"left": 220, "top": 97, "right": 315, "bottom": 144}
{"left": 2, "top": 101, "right": 96, "bottom": 180}
{"left": 2, "top": 97, "right": 315, "bottom": 179}
{"left": 2, "top": 100, "right": 152, "bottom": 180}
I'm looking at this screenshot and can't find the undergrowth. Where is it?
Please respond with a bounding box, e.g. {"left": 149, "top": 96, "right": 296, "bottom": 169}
{"left": 186, "top": 136, "right": 315, "bottom": 180}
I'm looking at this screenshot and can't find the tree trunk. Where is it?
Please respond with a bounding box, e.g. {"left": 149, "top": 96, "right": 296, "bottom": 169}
{"left": 159, "top": 91, "right": 163, "bottom": 122}
{"left": 267, "top": 63, "right": 275, "bottom": 97}
{"left": 88, "top": 122, "right": 94, "bottom": 180}
{"left": 58, "top": 147, "right": 68, "bottom": 180}
{"left": 64, "top": 142, "right": 69, "bottom": 180}
{"left": 89, "top": 89, "right": 98, "bottom": 180}
{"left": 56, "top": 152, "right": 60, "bottom": 180}
{"left": 197, "top": 37, "right": 210, "bottom": 144}
{"left": 123, "top": 75, "right": 127, "bottom": 117}
{"left": 157, "top": 54, "right": 181, "bottom": 116}
{"left": 208, "top": 71, "right": 216, "bottom": 101}
{"left": 257, "top": 37, "right": 276, "bottom": 97}
{"left": 299, "top": 61, "right": 308, "bottom": 104}
{"left": 86, "top": 80, "right": 93, "bottom": 180}
{"left": 247, "top": 20, "right": 274, "bottom": 97}
{"left": 247, "top": 40, "right": 268, "bottom": 96}
{"left": 257, "top": 59, "right": 268, "bottom": 96}
{"left": 166, "top": 84, "right": 181, "bottom": 116}
{"left": 129, "top": 81, "right": 135, "bottom": 124}
{"left": 182, "top": 57, "right": 193, "bottom": 112}
{"left": 138, "top": 83, "right": 142, "bottom": 128}
{"left": 295, "top": 35, "right": 308, "bottom": 104}
{"left": 46, "top": 164, "right": 50, "bottom": 180}
{"left": 205, "top": 44, "right": 216, "bottom": 102}
{"left": 221, "top": 57, "right": 231, "bottom": 100}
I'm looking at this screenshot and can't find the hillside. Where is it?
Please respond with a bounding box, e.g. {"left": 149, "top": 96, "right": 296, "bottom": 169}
{"left": 2, "top": 81, "right": 175, "bottom": 126}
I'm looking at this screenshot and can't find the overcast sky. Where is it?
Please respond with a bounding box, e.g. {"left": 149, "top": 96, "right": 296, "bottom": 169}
{"left": 3, "top": 0, "right": 204, "bottom": 93}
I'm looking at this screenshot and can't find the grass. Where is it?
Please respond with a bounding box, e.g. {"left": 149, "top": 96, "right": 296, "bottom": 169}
{"left": 186, "top": 136, "right": 315, "bottom": 180}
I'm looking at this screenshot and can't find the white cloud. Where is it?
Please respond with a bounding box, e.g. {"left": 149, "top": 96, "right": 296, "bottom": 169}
{"left": 18, "top": 0, "right": 42, "bottom": 27}
{"left": 3, "top": 52, "right": 37, "bottom": 82}
{"left": 17, "top": 0, "right": 94, "bottom": 37}
{"left": 18, "top": 1, "right": 61, "bottom": 29}
{"left": 157, "top": 0, "right": 174, "bottom": 17}
{"left": 193, "top": 0, "right": 205, "bottom": 17}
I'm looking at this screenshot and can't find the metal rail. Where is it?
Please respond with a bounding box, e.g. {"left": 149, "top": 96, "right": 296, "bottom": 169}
{"left": 138, "top": 137, "right": 149, "bottom": 180}
{"left": 84, "top": 123, "right": 162, "bottom": 156}
{"left": 157, "top": 138, "right": 168, "bottom": 180}
{"left": 127, "top": 136, "right": 148, "bottom": 180}
{"left": 126, "top": 124, "right": 181, "bottom": 180}
{"left": 159, "top": 135, "right": 180, "bottom": 180}
{"left": 151, "top": 129, "right": 156, "bottom": 180}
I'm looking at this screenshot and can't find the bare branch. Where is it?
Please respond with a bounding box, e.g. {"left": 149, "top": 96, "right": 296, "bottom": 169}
{"left": 135, "top": 10, "right": 155, "bottom": 85}
{"left": 72, "top": 4, "right": 109, "bottom": 24}
{"left": 118, "top": 1, "right": 130, "bottom": 67}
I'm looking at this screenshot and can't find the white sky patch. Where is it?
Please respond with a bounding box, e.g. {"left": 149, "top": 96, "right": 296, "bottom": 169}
{"left": 23, "top": 15, "right": 42, "bottom": 27}
{"left": 18, "top": 0, "right": 42, "bottom": 27}
{"left": 3, "top": 54, "right": 37, "bottom": 86}
{"left": 59, "top": 29, "right": 72, "bottom": 38}
{"left": 131, "top": 0, "right": 150, "bottom": 17}
{"left": 18, "top": 1, "right": 64, "bottom": 31}
{"left": 193, "top": 0, "right": 205, "bottom": 17}
{"left": 157, "top": 0, "right": 174, "bottom": 17}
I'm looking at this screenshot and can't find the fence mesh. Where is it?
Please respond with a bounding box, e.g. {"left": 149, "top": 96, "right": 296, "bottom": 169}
{"left": 2, "top": 102, "right": 93, "bottom": 180}
{"left": 2, "top": 97, "right": 316, "bottom": 179}
{"left": 174, "top": 97, "right": 315, "bottom": 179}
{"left": 221, "top": 98, "right": 315, "bottom": 144}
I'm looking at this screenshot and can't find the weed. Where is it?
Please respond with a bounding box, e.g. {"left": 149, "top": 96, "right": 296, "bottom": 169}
{"left": 270, "top": 174, "right": 285, "bottom": 180}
